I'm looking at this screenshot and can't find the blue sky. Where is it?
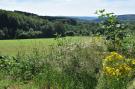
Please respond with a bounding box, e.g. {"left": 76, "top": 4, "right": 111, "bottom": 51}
{"left": 0, "top": 0, "right": 134, "bottom": 16}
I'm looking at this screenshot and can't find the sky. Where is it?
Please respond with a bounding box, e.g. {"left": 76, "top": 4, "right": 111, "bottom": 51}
{"left": 0, "top": 0, "right": 134, "bottom": 16}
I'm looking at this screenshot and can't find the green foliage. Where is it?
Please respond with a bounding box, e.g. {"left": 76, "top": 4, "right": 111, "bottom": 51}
{"left": 0, "top": 53, "right": 45, "bottom": 80}
{"left": 0, "top": 9, "right": 99, "bottom": 39}
{"left": 0, "top": 30, "right": 5, "bottom": 39}
{"left": 96, "top": 9, "right": 127, "bottom": 51}
{"left": 120, "top": 35, "right": 135, "bottom": 58}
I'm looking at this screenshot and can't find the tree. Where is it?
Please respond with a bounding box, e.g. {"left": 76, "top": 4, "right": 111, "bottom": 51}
{"left": 42, "top": 24, "right": 55, "bottom": 38}
{"left": 0, "top": 30, "right": 5, "bottom": 39}
{"left": 54, "top": 22, "right": 65, "bottom": 37}
{"left": 96, "top": 9, "right": 127, "bottom": 51}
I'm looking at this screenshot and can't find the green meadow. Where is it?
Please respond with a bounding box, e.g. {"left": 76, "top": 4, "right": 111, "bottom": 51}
{"left": 0, "top": 38, "right": 56, "bottom": 56}
{"left": 0, "top": 37, "right": 90, "bottom": 56}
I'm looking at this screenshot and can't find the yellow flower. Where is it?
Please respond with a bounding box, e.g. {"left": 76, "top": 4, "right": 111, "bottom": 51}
{"left": 111, "top": 52, "right": 118, "bottom": 55}
{"left": 103, "top": 66, "right": 116, "bottom": 76}
{"left": 115, "top": 69, "right": 121, "bottom": 76}
{"left": 111, "top": 52, "right": 124, "bottom": 60}
{"left": 102, "top": 52, "right": 133, "bottom": 77}
{"left": 104, "top": 52, "right": 124, "bottom": 62}
{"left": 117, "top": 55, "right": 124, "bottom": 60}
{"left": 132, "top": 60, "right": 135, "bottom": 65}
{"left": 105, "top": 55, "right": 112, "bottom": 61}
{"left": 103, "top": 65, "right": 132, "bottom": 76}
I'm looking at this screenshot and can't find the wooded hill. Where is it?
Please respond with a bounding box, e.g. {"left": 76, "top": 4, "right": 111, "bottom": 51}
{"left": 0, "top": 9, "right": 135, "bottom": 39}
{"left": 0, "top": 9, "right": 99, "bottom": 39}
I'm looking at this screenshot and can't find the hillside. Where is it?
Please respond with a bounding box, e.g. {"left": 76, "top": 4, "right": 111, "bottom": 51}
{"left": 117, "top": 14, "right": 135, "bottom": 22}
{"left": 69, "top": 16, "right": 97, "bottom": 22}
{"left": 0, "top": 9, "right": 97, "bottom": 39}
{"left": 0, "top": 9, "right": 135, "bottom": 40}
{"left": 75, "top": 14, "right": 135, "bottom": 22}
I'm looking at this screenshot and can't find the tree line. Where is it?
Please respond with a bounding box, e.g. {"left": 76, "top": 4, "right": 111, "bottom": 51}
{"left": 0, "top": 9, "right": 135, "bottom": 39}
{"left": 0, "top": 9, "right": 97, "bottom": 39}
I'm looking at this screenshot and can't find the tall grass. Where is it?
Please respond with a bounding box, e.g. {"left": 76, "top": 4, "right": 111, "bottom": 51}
{"left": 1, "top": 36, "right": 135, "bottom": 89}
{"left": 0, "top": 36, "right": 106, "bottom": 89}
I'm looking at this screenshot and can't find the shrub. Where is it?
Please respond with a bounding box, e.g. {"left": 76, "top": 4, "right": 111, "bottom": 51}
{"left": 97, "top": 52, "right": 134, "bottom": 89}
{"left": 96, "top": 9, "right": 127, "bottom": 51}
{"left": 0, "top": 50, "right": 46, "bottom": 81}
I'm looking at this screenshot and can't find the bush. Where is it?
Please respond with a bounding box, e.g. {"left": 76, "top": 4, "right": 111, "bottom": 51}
{"left": 97, "top": 52, "right": 135, "bottom": 89}
{"left": 96, "top": 9, "right": 127, "bottom": 51}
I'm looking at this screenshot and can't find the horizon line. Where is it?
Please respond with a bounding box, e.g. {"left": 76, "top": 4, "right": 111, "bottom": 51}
{"left": 1, "top": 9, "right": 135, "bottom": 17}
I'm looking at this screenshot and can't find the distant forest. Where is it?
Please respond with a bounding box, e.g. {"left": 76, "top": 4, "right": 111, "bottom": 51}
{"left": 0, "top": 9, "right": 135, "bottom": 39}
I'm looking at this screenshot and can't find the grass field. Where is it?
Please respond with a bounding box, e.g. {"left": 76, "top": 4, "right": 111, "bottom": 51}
{"left": 0, "top": 38, "right": 56, "bottom": 56}
{"left": 0, "top": 37, "right": 88, "bottom": 56}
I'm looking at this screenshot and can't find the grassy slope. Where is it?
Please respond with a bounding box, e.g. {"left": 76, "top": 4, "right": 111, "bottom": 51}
{"left": 0, "top": 38, "right": 56, "bottom": 56}
{"left": 0, "top": 37, "right": 90, "bottom": 56}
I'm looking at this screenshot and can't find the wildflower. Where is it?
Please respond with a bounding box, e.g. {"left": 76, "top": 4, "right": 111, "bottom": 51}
{"left": 103, "top": 66, "right": 116, "bottom": 76}
{"left": 115, "top": 69, "right": 121, "bottom": 76}
{"left": 103, "top": 52, "right": 132, "bottom": 77}
{"left": 132, "top": 60, "right": 135, "bottom": 65}
{"left": 118, "top": 64, "right": 132, "bottom": 74}
{"left": 104, "top": 52, "right": 124, "bottom": 62}
{"left": 111, "top": 52, "right": 124, "bottom": 60}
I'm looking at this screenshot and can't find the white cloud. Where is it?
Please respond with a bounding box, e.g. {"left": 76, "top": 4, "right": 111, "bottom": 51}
{"left": 0, "top": 0, "right": 134, "bottom": 16}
